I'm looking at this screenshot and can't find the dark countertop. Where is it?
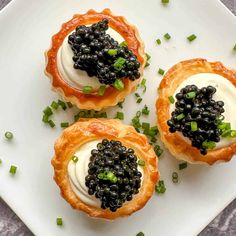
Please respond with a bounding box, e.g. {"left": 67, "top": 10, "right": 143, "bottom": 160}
{"left": 0, "top": 0, "right": 235, "bottom": 235}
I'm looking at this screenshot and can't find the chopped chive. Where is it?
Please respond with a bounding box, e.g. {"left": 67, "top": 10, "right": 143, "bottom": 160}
{"left": 172, "top": 172, "right": 178, "bottom": 183}
{"left": 114, "top": 79, "right": 124, "bottom": 90}
{"left": 120, "top": 41, "right": 128, "bottom": 47}
{"left": 155, "top": 180, "right": 166, "bottom": 194}
{"left": 60, "top": 122, "right": 69, "bottom": 128}
{"left": 202, "top": 140, "right": 216, "bottom": 149}
{"left": 136, "top": 232, "right": 145, "bottom": 236}
{"left": 0, "top": 159, "right": 2, "bottom": 165}
{"left": 113, "top": 57, "right": 126, "bottom": 71}
{"left": 131, "top": 116, "right": 141, "bottom": 129}
{"left": 230, "top": 130, "right": 236, "bottom": 137}
{"left": 145, "top": 61, "right": 150, "bottom": 68}
{"left": 222, "top": 129, "right": 231, "bottom": 137}
{"left": 9, "top": 165, "right": 17, "bottom": 175}
{"left": 99, "top": 112, "right": 107, "bottom": 118}
{"left": 108, "top": 49, "right": 118, "bottom": 56}
{"left": 179, "top": 162, "right": 187, "bottom": 170}
{"left": 117, "top": 101, "right": 124, "bottom": 109}
{"left": 154, "top": 145, "right": 163, "bottom": 157}
{"left": 187, "top": 34, "right": 197, "bottom": 42}
{"left": 66, "top": 102, "right": 73, "bottom": 108}
{"left": 135, "top": 93, "right": 140, "bottom": 98}
{"left": 58, "top": 100, "right": 67, "bottom": 110}
{"left": 72, "top": 155, "right": 79, "bottom": 163}
{"left": 136, "top": 98, "right": 142, "bottom": 103}
{"left": 5, "top": 131, "right": 13, "bottom": 140}
{"left": 115, "top": 112, "right": 124, "bottom": 120}
{"left": 168, "top": 96, "right": 175, "bottom": 104}
{"left": 138, "top": 159, "right": 145, "bottom": 166}
{"left": 158, "top": 68, "right": 165, "bottom": 75}
{"left": 48, "top": 120, "right": 55, "bottom": 128}
{"left": 145, "top": 53, "right": 151, "bottom": 61}
{"left": 164, "top": 33, "right": 171, "bottom": 40}
{"left": 142, "top": 122, "right": 150, "bottom": 131}
{"left": 56, "top": 218, "right": 63, "bottom": 226}
{"left": 218, "top": 122, "right": 231, "bottom": 131}
{"left": 233, "top": 44, "right": 236, "bottom": 51}
{"left": 161, "top": 0, "right": 169, "bottom": 4}
{"left": 186, "top": 91, "right": 196, "bottom": 99}
{"left": 191, "top": 121, "right": 198, "bottom": 132}
{"left": 51, "top": 101, "right": 59, "bottom": 110}
{"left": 43, "top": 106, "right": 53, "bottom": 116}
{"left": 141, "top": 78, "right": 146, "bottom": 86}
{"left": 156, "top": 38, "right": 161, "bottom": 45}
{"left": 98, "top": 171, "right": 117, "bottom": 183}
{"left": 136, "top": 111, "right": 141, "bottom": 118}
{"left": 98, "top": 85, "right": 106, "bottom": 96}
{"left": 82, "top": 86, "right": 93, "bottom": 94}
{"left": 176, "top": 113, "right": 185, "bottom": 120}
{"left": 142, "top": 105, "right": 150, "bottom": 115}
{"left": 42, "top": 114, "right": 49, "bottom": 123}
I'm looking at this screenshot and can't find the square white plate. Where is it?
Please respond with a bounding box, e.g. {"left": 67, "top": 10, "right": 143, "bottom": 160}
{"left": 0, "top": 0, "right": 236, "bottom": 235}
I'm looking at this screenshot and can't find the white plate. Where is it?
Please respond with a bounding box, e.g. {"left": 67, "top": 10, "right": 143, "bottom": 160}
{"left": 0, "top": 0, "right": 236, "bottom": 235}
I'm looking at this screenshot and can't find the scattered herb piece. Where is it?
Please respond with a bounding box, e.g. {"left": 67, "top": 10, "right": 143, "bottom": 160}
{"left": 0, "top": 159, "right": 2, "bottom": 165}
{"left": 202, "top": 140, "right": 216, "bottom": 149}
{"left": 72, "top": 155, "right": 79, "bottom": 163}
{"left": 140, "top": 78, "right": 147, "bottom": 93}
{"left": 154, "top": 145, "right": 163, "bottom": 157}
{"left": 66, "top": 102, "right": 73, "bottom": 108}
{"left": 48, "top": 120, "right": 56, "bottom": 128}
{"left": 114, "top": 79, "right": 124, "bottom": 90}
{"left": 191, "top": 121, "right": 198, "bottom": 132}
{"left": 155, "top": 180, "right": 166, "bottom": 194}
{"left": 233, "top": 44, "right": 236, "bottom": 51}
{"left": 108, "top": 49, "right": 118, "bottom": 56}
{"left": 142, "top": 105, "right": 150, "bottom": 115}
{"left": 58, "top": 100, "right": 67, "bottom": 110}
{"left": 113, "top": 57, "right": 126, "bottom": 71}
{"left": 97, "top": 171, "right": 117, "bottom": 183}
{"left": 179, "top": 162, "right": 188, "bottom": 170}
{"left": 172, "top": 172, "right": 178, "bottom": 183}
{"left": 98, "top": 85, "right": 106, "bottom": 96}
{"left": 115, "top": 112, "right": 124, "bottom": 120}
{"left": 158, "top": 68, "right": 165, "bottom": 75}
{"left": 136, "top": 232, "right": 145, "bottom": 236}
{"left": 56, "top": 218, "right": 63, "bottom": 226}
{"left": 145, "top": 53, "right": 151, "bottom": 61}
{"left": 9, "top": 165, "right": 17, "bottom": 175}
{"left": 176, "top": 113, "right": 185, "bottom": 120}
{"left": 187, "top": 34, "right": 197, "bottom": 42}
{"left": 168, "top": 96, "right": 175, "bottom": 104}
{"left": 51, "top": 101, "right": 59, "bottom": 110}
{"left": 161, "top": 0, "right": 169, "bottom": 4}
{"left": 156, "top": 38, "right": 161, "bottom": 45}
{"left": 43, "top": 106, "right": 53, "bottom": 116}
{"left": 138, "top": 159, "right": 145, "bottom": 166}
{"left": 42, "top": 114, "right": 49, "bottom": 123}
{"left": 145, "top": 61, "right": 150, "bottom": 68}
{"left": 82, "top": 86, "right": 93, "bottom": 94}
{"left": 186, "top": 91, "right": 196, "bottom": 99}
{"left": 60, "top": 122, "right": 69, "bottom": 128}
{"left": 5, "top": 131, "right": 13, "bottom": 140}
{"left": 120, "top": 41, "right": 128, "bottom": 47}
{"left": 164, "top": 33, "right": 171, "bottom": 40}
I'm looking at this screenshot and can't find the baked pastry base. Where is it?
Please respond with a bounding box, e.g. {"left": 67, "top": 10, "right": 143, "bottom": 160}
{"left": 52, "top": 119, "right": 159, "bottom": 219}
{"left": 45, "top": 9, "right": 146, "bottom": 111}
{"left": 156, "top": 58, "right": 236, "bottom": 165}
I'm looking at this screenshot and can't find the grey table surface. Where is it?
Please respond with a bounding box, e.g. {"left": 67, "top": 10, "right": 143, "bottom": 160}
{"left": 0, "top": 0, "right": 236, "bottom": 235}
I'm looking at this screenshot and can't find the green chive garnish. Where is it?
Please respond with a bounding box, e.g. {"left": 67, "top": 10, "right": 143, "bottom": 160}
{"left": 108, "top": 49, "right": 118, "bottom": 56}
{"left": 172, "top": 172, "right": 178, "bottom": 183}
{"left": 161, "top": 0, "right": 169, "bottom": 4}
{"left": 145, "top": 53, "right": 151, "bottom": 61}
{"left": 145, "top": 62, "right": 150, "bottom": 68}
{"left": 154, "top": 145, "right": 163, "bottom": 157}
{"left": 5, "top": 131, "right": 13, "bottom": 140}
{"left": 99, "top": 112, "right": 107, "bottom": 118}
{"left": 187, "top": 34, "right": 197, "bottom": 42}
{"left": 9, "top": 165, "right": 17, "bottom": 175}
{"left": 136, "top": 111, "right": 141, "bottom": 118}
{"left": 56, "top": 217, "right": 63, "bottom": 226}
{"left": 168, "top": 96, "right": 175, "bottom": 104}
{"left": 58, "top": 100, "right": 67, "bottom": 110}
{"left": 51, "top": 101, "right": 59, "bottom": 110}
{"left": 137, "top": 98, "right": 142, "bottom": 103}
{"left": 98, "top": 171, "right": 117, "bottom": 183}
{"left": 42, "top": 114, "right": 49, "bottom": 123}
{"left": 117, "top": 101, "right": 124, "bottom": 109}
{"left": 156, "top": 38, "right": 161, "bottom": 45}
{"left": 48, "top": 120, "right": 55, "bottom": 128}
{"left": 82, "top": 86, "right": 93, "bottom": 94}
{"left": 202, "top": 140, "right": 216, "bottom": 149}
{"left": 141, "top": 78, "right": 147, "bottom": 93}
{"left": 233, "top": 44, "right": 236, "bottom": 51}
{"left": 191, "top": 121, "right": 198, "bottom": 132}
{"left": 120, "top": 41, "right": 128, "bottom": 47}
{"left": 142, "top": 105, "right": 150, "bottom": 115}
{"left": 176, "top": 113, "right": 185, "bottom": 120}
{"left": 179, "top": 162, "right": 187, "bottom": 170}
{"left": 60, "top": 122, "right": 69, "bottom": 128}
{"left": 115, "top": 112, "right": 124, "bottom": 120}
{"left": 164, "top": 33, "right": 171, "bottom": 40}
{"left": 136, "top": 232, "right": 145, "bottom": 236}
{"left": 114, "top": 79, "right": 124, "bottom": 90}
{"left": 186, "top": 91, "right": 196, "bottom": 99}
{"left": 138, "top": 159, "right": 145, "bottom": 166}
{"left": 131, "top": 116, "right": 142, "bottom": 130}
{"left": 230, "top": 130, "right": 236, "bottom": 137}
{"left": 72, "top": 155, "right": 79, "bottom": 163}
{"left": 142, "top": 122, "right": 150, "bottom": 131}
{"left": 43, "top": 106, "right": 53, "bottom": 116}
{"left": 158, "top": 68, "right": 165, "bottom": 75}
{"left": 98, "top": 85, "right": 106, "bottom": 96}
{"left": 113, "top": 57, "right": 126, "bottom": 71}
{"left": 66, "top": 102, "right": 73, "bottom": 108}
{"left": 0, "top": 159, "right": 2, "bottom": 165}
{"left": 155, "top": 180, "right": 166, "bottom": 194}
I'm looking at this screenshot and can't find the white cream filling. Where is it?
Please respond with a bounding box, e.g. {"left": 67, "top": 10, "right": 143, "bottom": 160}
{"left": 170, "top": 73, "right": 236, "bottom": 149}
{"left": 57, "top": 27, "right": 125, "bottom": 91}
{"left": 68, "top": 140, "right": 144, "bottom": 208}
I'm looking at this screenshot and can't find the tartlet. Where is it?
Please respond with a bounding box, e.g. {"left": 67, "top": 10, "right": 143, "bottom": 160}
{"left": 52, "top": 118, "right": 159, "bottom": 219}
{"left": 156, "top": 58, "right": 236, "bottom": 165}
{"left": 45, "top": 9, "right": 146, "bottom": 111}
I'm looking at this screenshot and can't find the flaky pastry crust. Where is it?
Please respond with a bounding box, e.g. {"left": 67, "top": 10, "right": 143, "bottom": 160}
{"left": 45, "top": 9, "right": 146, "bottom": 111}
{"left": 52, "top": 119, "right": 159, "bottom": 219}
{"left": 156, "top": 58, "right": 236, "bottom": 165}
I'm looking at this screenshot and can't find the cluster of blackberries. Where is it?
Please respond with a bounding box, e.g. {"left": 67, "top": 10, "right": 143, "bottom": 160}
{"left": 167, "top": 85, "right": 225, "bottom": 155}
{"left": 85, "top": 139, "right": 142, "bottom": 212}
{"left": 68, "top": 19, "right": 141, "bottom": 85}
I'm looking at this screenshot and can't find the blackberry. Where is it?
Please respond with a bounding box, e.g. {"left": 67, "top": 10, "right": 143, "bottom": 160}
{"left": 85, "top": 139, "right": 142, "bottom": 212}
{"left": 167, "top": 85, "right": 225, "bottom": 155}
{"left": 68, "top": 19, "right": 141, "bottom": 86}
